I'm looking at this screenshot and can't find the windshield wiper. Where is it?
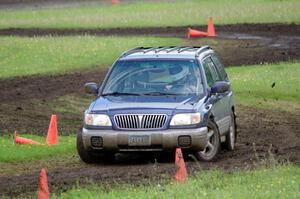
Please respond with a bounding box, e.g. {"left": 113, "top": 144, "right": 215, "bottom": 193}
{"left": 101, "top": 92, "right": 142, "bottom": 96}
{"left": 142, "top": 92, "right": 179, "bottom": 96}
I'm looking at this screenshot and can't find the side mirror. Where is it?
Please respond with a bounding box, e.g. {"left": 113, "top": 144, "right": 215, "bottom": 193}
{"left": 84, "top": 82, "right": 98, "bottom": 95}
{"left": 211, "top": 81, "right": 230, "bottom": 94}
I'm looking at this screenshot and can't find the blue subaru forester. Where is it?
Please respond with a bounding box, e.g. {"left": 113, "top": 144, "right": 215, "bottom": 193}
{"left": 77, "top": 46, "right": 237, "bottom": 163}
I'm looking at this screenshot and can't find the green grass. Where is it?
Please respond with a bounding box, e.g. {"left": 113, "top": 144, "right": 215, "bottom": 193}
{"left": 0, "top": 0, "right": 299, "bottom": 29}
{"left": 0, "top": 36, "right": 181, "bottom": 79}
{"left": 0, "top": 35, "right": 299, "bottom": 112}
{"left": 54, "top": 164, "right": 300, "bottom": 199}
{"left": 0, "top": 134, "right": 75, "bottom": 163}
{"left": 227, "top": 62, "right": 300, "bottom": 112}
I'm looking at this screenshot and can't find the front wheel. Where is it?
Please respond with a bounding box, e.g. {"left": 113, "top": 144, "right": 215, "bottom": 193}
{"left": 76, "top": 129, "right": 115, "bottom": 164}
{"left": 195, "top": 120, "right": 220, "bottom": 161}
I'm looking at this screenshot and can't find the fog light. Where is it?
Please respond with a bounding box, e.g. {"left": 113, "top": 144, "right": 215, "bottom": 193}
{"left": 178, "top": 136, "right": 191, "bottom": 147}
{"left": 91, "top": 136, "right": 103, "bottom": 148}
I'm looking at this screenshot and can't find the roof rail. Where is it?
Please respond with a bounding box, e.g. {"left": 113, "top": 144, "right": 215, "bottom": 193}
{"left": 195, "top": 46, "right": 211, "bottom": 57}
{"left": 155, "top": 46, "right": 175, "bottom": 53}
{"left": 143, "top": 47, "right": 159, "bottom": 53}
{"left": 178, "top": 46, "right": 196, "bottom": 53}
{"left": 166, "top": 46, "right": 184, "bottom": 53}
{"left": 120, "top": 46, "right": 212, "bottom": 58}
{"left": 121, "top": 46, "right": 147, "bottom": 57}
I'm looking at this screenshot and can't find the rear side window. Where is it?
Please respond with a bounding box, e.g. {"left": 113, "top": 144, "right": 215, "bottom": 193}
{"left": 202, "top": 57, "right": 221, "bottom": 86}
{"left": 211, "top": 54, "right": 227, "bottom": 80}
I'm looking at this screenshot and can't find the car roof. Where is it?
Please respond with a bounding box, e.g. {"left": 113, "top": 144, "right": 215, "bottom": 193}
{"left": 119, "top": 46, "right": 213, "bottom": 60}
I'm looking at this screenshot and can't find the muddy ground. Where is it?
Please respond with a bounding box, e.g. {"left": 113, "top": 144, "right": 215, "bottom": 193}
{"left": 1, "top": 24, "right": 300, "bottom": 67}
{"left": 0, "top": 105, "right": 299, "bottom": 197}
{"left": 0, "top": 24, "right": 299, "bottom": 197}
{"left": 1, "top": 24, "right": 300, "bottom": 133}
{"left": 0, "top": 24, "right": 299, "bottom": 67}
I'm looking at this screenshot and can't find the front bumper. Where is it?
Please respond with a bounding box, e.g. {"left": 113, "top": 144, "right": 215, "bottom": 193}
{"left": 82, "top": 127, "right": 208, "bottom": 152}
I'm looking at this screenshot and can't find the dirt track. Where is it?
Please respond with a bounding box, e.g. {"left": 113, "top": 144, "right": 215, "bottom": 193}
{"left": 1, "top": 24, "right": 300, "bottom": 133}
{"left": 1, "top": 24, "right": 300, "bottom": 66}
{"left": 1, "top": 23, "right": 300, "bottom": 37}
{"left": 0, "top": 24, "right": 299, "bottom": 66}
{"left": 0, "top": 24, "right": 300, "bottom": 197}
{"left": 1, "top": 105, "right": 299, "bottom": 197}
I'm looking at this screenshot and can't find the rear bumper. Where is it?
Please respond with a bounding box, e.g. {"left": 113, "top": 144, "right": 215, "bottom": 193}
{"left": 82, "top": 127, "right": 208, "bottom": 152}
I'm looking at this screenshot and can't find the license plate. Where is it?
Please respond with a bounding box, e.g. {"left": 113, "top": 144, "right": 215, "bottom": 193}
{"left": 128, "top": 135, "right": 150, "bottom": 146}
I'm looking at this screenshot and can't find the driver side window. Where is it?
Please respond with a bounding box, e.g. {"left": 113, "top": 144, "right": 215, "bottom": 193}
{"left": 202, "top": 57, "right": 221, "bottom": 87}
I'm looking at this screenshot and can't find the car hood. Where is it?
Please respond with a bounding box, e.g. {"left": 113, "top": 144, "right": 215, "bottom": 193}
{"left": 90, "top": 95, "right": 205, "bottom": 114}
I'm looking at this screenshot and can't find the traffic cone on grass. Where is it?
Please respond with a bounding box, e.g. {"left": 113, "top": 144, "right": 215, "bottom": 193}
{"left": 188, "top": 28, "right": 208, "bottom": 39}
{"left": 207, "top": 17, "right": 216, "bottom": 37}
{"left": 175, "top": 148, "right": 188, "bottom": 182}
{"left": 45, "top": 115, "right": 58, "bottom": 145}
{"left": 37, "top": 168, "right": 49, "bottom": 199}
{"left": 188, "top": 17, "right": 217, "bottom": 38}
{"left": 14, "top": 131, "right": 41, "bottom": 145}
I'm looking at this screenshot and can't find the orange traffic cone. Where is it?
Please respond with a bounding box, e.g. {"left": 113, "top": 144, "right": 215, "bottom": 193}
{"left": 175, "top": 148, "right": 188, "bottom": 182}
{"left": 207, "top": 17, "right": 216, "bottom": 37}
{"left": 14, "top": 131, "right": 41, "bottom": 145}
{"left": 45, "top": 115, "right": 58, "bottom": 145}
{"left": 37, "top": 168, "right": 49, "bottom": 199}
{"left": 188, "top": 28, "right": 208, "bottom": 39}
{"left": 112, "top": 0, "right": 119, "bottom": 5}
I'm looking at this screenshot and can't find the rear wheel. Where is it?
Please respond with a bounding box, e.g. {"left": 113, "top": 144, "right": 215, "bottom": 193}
{"left": 77, "top": 129, "right": 114, "bottom": 164}
{"left": 195, "top": 120, "right": 220, "bottom": 161}
{"left": 224, "top": 112, "right": 236, "bottom": 151}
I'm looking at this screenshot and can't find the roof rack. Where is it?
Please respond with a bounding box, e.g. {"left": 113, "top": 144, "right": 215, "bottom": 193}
{"left": 120, "top": 46, "right": 148, "bottom": 57}
{"left": 155, "top": 46, "right": 175, "bottom": 53}
{"left": 166, "top": 46, "right": 185, "bottom": 53}
{"left": 178, "top": 46, "right": 196, "bottom": 53}
{"left": 121, "top": 46, "right": 212, "bottom": 58}
{"left": 195, "top": 46, "right": 211, "bottom": 57}
{"left": 143, "top": 47, "right": 160, "bottom": 53}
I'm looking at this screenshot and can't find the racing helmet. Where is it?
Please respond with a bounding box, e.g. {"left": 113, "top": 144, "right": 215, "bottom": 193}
{"left": 169, "top": 64, "right": 189, "bottom": 82}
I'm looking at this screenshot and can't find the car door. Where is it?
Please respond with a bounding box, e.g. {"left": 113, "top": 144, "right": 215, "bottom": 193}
{"left": 211, "top": 54, "right": 232, "bottom": 134}
{"left": 211, "top": 55, "right": 232, "bottom": 107}
{"left": 202, "top": 56, "right": 230, "bottom": 136}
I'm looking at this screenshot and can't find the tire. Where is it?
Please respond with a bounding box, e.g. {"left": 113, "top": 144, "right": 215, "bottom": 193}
{"left": 76, "top": 129, "right": 115, "bottom": 164}
{"left": 195, "top": 120, "right": 220, "bottom": 161}
{"left": 224, "top": 112, "right": 236, "bottom": 151}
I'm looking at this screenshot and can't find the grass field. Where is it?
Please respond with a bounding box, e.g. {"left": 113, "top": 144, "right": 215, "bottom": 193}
{"left": 0, "top": 35, "right": 299, "bottom": 112}
{"left": 0, "top": 0, "right": 299, "bottom": 29}
{"left": 0, "top": 134, "right": 75, "bottom": 163}
{"left": 227, "top": 62, "right": 300, "bottom": 112}
{"left": 54, "top": 164, "right": 300, "bottom": 199}
{"left": 0, "top": 36, "right": 181, "bottom": 79}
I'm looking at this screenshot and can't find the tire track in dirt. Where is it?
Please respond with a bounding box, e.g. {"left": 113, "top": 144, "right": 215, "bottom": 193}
{"left": 0, "top": 105, "right": 299, "bottom": 197}
{"left": 0, "top": 25, "right": 299, "bottom": 134}
{"left": 0, "top": 24, "right": 299, "bottom": 37}
{"left": 0, "top": 24, "right": 299, "bottom": 197}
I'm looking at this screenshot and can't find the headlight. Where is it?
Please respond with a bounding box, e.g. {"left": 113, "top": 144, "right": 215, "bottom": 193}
{"left": 85, "top": 114, "right": 112, "bottom": 126}
{"left": 170, "top": 113, "right": 201, "bottom": 126}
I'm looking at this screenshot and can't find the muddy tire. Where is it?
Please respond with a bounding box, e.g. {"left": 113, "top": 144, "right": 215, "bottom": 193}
{"left": 195, "top": 120, "right": 220, "bottom": 161}
{"left": 76, "top": 129, "right": 98, "bottom": 163}
{"left": 77, "top": 129, "right": 115, "bottom": 164}
{"left": 224, "top": 112, "right": 236, "bottom": 151}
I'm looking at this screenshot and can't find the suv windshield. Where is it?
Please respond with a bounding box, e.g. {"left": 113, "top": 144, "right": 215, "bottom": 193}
{"left": 102, "top": 59, "right": 204, "bottom": 96}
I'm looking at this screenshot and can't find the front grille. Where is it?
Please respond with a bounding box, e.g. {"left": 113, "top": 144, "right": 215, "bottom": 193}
{"left": 114, "top": 114, "right": 167, "bottom": 129}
